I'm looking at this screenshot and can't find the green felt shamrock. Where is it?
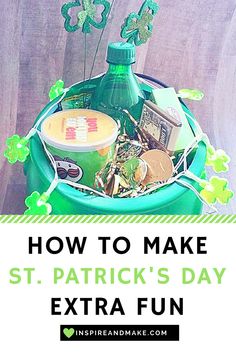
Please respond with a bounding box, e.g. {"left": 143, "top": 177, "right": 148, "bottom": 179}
{"left": 206, "top": 144, "right": 230, "bottom": 173}
{"left": 61, "top": 0, "right": 111, "bottom": 34}
{"left": 200, "top": 176, "right": 234, "bottom": 205}
{"left": 24, "top": 192, "right": 52, "bottom": 215}
{"left": 49, "top": 80, "right": 65, "bottom": 101}
{"left": 120, "top": 0, "right": 159, "bottom": 46}
{"left": 178, "top": 88, "right": 204, "bottom": 101}
{"left": 4, "top": 135, "right": 29, "bottom": 164}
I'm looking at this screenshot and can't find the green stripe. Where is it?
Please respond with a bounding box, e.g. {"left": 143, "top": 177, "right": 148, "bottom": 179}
{"left": 0, "top": 215, "right": 236, "bottom": 224}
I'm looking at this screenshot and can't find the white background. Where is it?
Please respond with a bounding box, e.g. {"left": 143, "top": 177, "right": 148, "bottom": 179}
{"left": 0, "top": 222, "right": 235, "bottom": 353}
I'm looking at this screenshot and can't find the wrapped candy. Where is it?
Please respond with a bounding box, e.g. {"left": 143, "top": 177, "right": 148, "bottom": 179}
{"left": 121, "top": 157, "right": 147, "bottom": 186}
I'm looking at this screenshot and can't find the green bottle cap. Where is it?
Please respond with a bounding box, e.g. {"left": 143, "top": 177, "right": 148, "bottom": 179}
{"left": 107, "top": 42, "right": 136, "bottom": 65}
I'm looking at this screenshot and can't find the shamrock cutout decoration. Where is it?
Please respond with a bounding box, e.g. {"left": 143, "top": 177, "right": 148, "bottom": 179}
{"left": 206, "top": 144, "right": 230, "bottom": 173}
{"left": 178, "top": 88, "right": 204, "bottom": 101}
{"left": 4, "top": 135, "right": 29, "bottom": 164}
{"left": 49, "top": 80, "right": 65, "bottom": 101}
{"left": 24, "top": 192, "right": 52, "bottom": 215}
{"left": 200, "top": 176, "right": 234, "bottom": 205}
{"left": 121, "top": 0, "right": 159, "bottom": 46}
{"left": 78, "top": 0, "right": 96, "bottom": 28}
{"left": 61, "top": 0, "right": 111, "bottom": 34}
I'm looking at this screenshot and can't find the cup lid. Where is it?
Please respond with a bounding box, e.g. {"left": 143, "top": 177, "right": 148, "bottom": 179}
{"left": 41, "top": 109, "right": 118, "bottom": 152}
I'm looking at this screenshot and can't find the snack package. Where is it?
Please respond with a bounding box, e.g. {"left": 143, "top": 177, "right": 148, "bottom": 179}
{"left": 41, "top": 109, "right": 118, "bottom": 188}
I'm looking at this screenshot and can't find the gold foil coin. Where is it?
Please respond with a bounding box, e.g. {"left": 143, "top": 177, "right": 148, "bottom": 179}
{"left": 134, "top": 160, "right": 148, "bottom": 184}
{"left": 141, "top": 149, "right": 174, "bottom": 184}
{"left": 121, "top": 158, "right": 148, "bottom": 186}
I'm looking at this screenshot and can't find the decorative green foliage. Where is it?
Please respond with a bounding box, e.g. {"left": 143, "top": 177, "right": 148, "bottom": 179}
{"left": 200, "top": 176, "right": 234, "bottom": 205}
{"left": 24, "top": 192, "right": 52, "bottom": 215}
{"left": 120, "top": 0, "right": 159, "bottom": 46}
{"left": 178, "top": 88, "right": 204, "bottom": 101}
{"left": 4, "top": 135, "right": 29, "bottom": 164}
{"left": 206, "top": 144, "right": 230, "bottom": 173}
{"left": 49, "top": 80, "right": 65, "bottom": 101}
{"left": 61, "top": 0, "right": 111, "bottom": 33}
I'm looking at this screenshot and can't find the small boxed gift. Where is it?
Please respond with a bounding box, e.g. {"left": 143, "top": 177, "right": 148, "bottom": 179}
{"left": 150, "top": 87, "right": 196, "bottom": 154}
{"left": 139, "top": 100, "right": 182, "bottom": 155}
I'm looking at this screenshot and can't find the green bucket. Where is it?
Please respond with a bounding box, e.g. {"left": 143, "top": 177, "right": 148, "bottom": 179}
{"left": 24, "top": 75, "right": 207, "bottom": 215}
